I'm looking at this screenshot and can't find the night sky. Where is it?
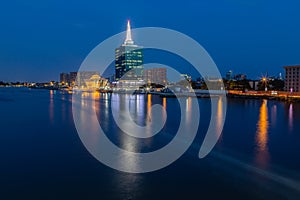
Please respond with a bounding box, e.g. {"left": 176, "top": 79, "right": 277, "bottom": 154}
{"left": 0, "top": 0, "right": 300, "bottom": 82}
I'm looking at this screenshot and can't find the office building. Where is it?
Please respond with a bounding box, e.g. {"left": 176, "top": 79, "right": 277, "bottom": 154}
{"left": 226, "top": 70, "right": 233, "bottom": 80}
{"left": 60, "top": 73, "right": 70, "bottom": 85}
{"left": 115, "top": 20, "right": 143, "bottom": 81}
{"left": 143, "top": 68, "right": 167, "bottom": 85}
{"left": 69, "top": 72, "right": 78, "bottom": 86}
{"left": 284, "top": 65, "right": 300, "bottom": 92}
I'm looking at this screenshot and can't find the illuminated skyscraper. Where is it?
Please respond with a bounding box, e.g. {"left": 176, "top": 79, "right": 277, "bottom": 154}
{"left": 115, "top": 20, "right": 143, "bottom": 81}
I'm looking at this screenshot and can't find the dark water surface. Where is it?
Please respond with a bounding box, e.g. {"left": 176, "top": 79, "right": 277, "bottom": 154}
{"left": 0, "top": 87, "right": 300, "bottom": 200}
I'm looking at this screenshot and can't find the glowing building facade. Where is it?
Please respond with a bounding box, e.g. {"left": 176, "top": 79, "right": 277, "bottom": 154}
{"left": 115, "top": 20, "right": 143, "bottom": 81}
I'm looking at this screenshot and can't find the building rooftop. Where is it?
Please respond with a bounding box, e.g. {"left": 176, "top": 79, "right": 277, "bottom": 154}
{"left": 284, "top": 65, "right": 300, "bottom": 69}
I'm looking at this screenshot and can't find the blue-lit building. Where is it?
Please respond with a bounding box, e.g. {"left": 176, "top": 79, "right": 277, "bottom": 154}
{"left": 115, "top": 20, "right": 143, "bottom": 81}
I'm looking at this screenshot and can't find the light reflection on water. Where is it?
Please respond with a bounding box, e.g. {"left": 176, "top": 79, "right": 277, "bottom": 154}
{"left": 271, "top": 104, "right": 277, "bottom": 128}
{"left": 70, "top": 91, "right": 300, "bottom": 198}
{"left": 289, "top": 103, "right": 293, "bottom": 131}
{"left": 216, "top": 97, "right": 224, "bottom": 142}
{"left": 3, "top": 87, "right": 300, "bottom": 200}
{"left": 75, "top": 92, "right": 227, "bottom": 153}
{"left": 186, "top": 97, "right": 192, "bottom": 123}
{"left": 49, "top": 90, "right": 54, "bottom": 124}
{"left": 255, "top": 99, "right": 270, "bottom": 168}
{"left": 162, "top": 97, "right": 167, "bottom": 120}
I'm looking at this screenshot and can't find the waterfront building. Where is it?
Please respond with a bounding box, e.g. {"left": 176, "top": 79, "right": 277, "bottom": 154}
{"left": 76, "top": 71, "right": 101, "bottom": 89}
{"left": 69, "top": 72, "right": 78, "bottom": 86}
{"left": 284, "top": 65, "right": 300, "bottom": 92}
{"left": 84, "top": 74, "right": 108, "bottom": 89}
{"left": 115, "top": 20, "right": 143, "bottom": 81}
{"left": 180, "top": 74, "right": 192, "bottom": 81}
{"left": 60, "top": 71, "right": 107, "bottom": 90}
{"left": 249, "top": 80, "right": 260, "bottom": 91}
{"left": 60, "top": 73, "right": 70, "bottom": 85}
{"left": 143, "top": 68, "right": 167, "bottom": 85}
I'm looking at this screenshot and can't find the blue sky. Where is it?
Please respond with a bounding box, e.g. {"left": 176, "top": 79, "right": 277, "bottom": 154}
{"left": 0, "top": 0, "right": 300, "bottom": 81}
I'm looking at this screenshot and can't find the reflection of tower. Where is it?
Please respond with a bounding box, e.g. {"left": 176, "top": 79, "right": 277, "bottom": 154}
{"left": 115, "top": 20, "right": 143, "bottom": 81}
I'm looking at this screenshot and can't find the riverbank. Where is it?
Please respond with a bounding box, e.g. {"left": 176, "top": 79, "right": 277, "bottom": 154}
{"left": 227, "top": 90, "right": 300, "bottom": 102}
{"left": 10, "top": 86, "right": 300, "bottom": 102}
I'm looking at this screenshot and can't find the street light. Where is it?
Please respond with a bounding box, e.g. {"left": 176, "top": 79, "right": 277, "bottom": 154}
{"left": 262, "top": 77, "right": 268, "bottom": 91}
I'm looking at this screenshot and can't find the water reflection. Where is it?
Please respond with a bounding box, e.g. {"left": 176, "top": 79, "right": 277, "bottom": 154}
{"left": 289, "top": 104, "right": 293, "bottom": 131}
{"left": 163, "top": 97, "right": 166, "bottom": 109}
{"left": 185, "top": 97, "right": 192, "bottom": 123}
{"left": 162, "top": 97, "right": 167, "bottom": 120}
{"left": 136, "top": 95, "right": 145, "bottom": 126}
{"left": 255, "top": 99, "right": 270, "bottom": 168}
{"left": 110, "top": 94, "right": 144, "bottom": 172}
{"left": 111, "top": 172, "right": 142, "bottom": 200}
{"left": 271, "top": 105, "right": 277, "bottom": 128}
{"left": 75, "top": 92, "right": 100, "bottom": 148}
{"left": 146, "top": 94, "right": 152, "bottom": 124}
{"left": 216, "top": 97, "right": 224, "bottom": 142}
{"left": 49, "top": 90, "right": 54, "bottom": 124}
{"left": 111, "top": 94, "right": 151, "bottom": 139}
{"left": 61, "top": 93, "right": 67, "bottom": 121}
{"left": 111, "top": 93, "right": 165, "bottom": 139}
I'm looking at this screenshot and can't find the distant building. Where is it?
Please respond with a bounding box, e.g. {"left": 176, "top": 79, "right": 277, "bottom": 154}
{"left": 180, "top": 74, "right": 192, "bottom": 82}
{"left": 60, "top": 73, "right": 70, "bottom": 85}
{"left": 69, "top": 72, "right": 78, "bottom": 86}
{"left": 143, "top": 68, "right": 167, "bottom": 85}
{"left": 106, "top": 74, "right": 115, "bottom": 83}
{"left": 76, "top": 71, "right": 101, "bottom": 89}
{"left": 226, "top": 70, "right": 233, "bottom": 80}
{"left": 60, "top": 71, "right": 107, "bottom": 90}
{"left": 284, "top": 65, "right": 300, "bottom": 92}
{"left": 115, "top": 20, "right": 143, "bottom": 81}
{"left": 234, "top": 74, "right": 247, "bottom": 81}
{"left": 279, "top": 72, "right": 283, "bottom": 80}
{"left": 249, "top": 80, "right": 260, "bottom": 90}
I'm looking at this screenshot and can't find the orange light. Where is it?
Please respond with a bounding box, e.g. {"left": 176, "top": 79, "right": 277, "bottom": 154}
{"left": 256, "top": 100, "right": 269, "bottom": 151}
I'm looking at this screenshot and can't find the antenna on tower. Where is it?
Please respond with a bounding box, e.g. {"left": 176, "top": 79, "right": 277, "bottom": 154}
{"left": 124, "top": 20, "right": 134, "bottom": 45}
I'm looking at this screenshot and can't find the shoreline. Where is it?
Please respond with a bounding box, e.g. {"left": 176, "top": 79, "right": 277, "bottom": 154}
{"left": 2, "top": 86, "right": 300, "bottom": 102}
{"left": 227, "top": 90, "right": 300, "bottom": 102}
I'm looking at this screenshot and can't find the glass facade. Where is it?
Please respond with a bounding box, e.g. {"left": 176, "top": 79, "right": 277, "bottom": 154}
{"left": 115, "top": 21, "right": 143, "bottom": 81}
{"left": 115, "top": 45, "right": 143, "bottom": 81}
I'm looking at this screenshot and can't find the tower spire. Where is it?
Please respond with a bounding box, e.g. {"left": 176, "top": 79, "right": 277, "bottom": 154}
{"left": 124, "top": 20, "right": 134, "bottom": 45}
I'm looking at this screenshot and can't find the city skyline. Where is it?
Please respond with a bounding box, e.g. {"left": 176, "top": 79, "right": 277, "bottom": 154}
{"left": 1, "top": 1, "right": 300, "bottom": 82}
{"left": 1, "top": 1, "right": 300, "bottom": 200}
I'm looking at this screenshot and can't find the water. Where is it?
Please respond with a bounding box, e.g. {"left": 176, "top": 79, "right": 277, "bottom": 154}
{"left": 0, "top": 87, "right": 300, "bottom": 199}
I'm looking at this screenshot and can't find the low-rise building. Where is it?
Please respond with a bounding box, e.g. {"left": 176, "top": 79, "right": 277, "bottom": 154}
{"left": 143, "top": 68, "right": 167, "bottom": 85}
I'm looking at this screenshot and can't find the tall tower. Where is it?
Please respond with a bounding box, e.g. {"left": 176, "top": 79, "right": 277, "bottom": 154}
{"left": 115, "top": 20, "right": 143, "bottom": 81}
